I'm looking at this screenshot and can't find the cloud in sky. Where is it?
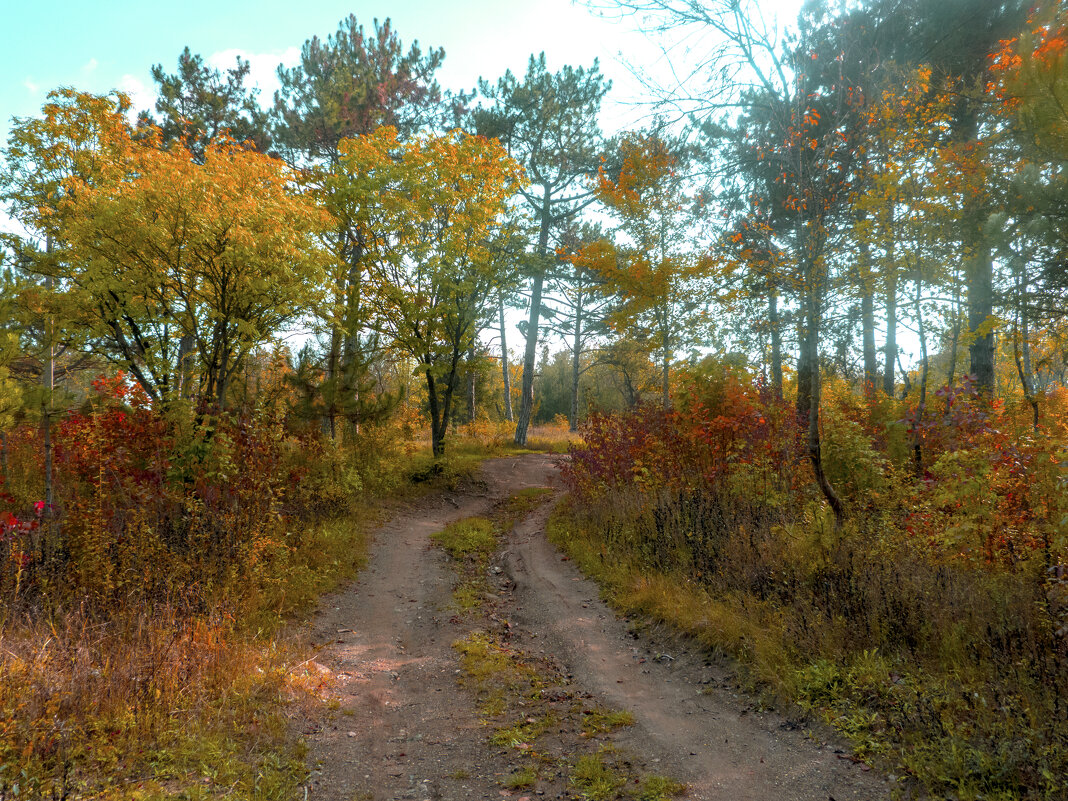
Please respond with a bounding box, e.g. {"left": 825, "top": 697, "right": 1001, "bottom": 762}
{"left": 82, "top": 57, "right": 98, "bottom": 74}
{"left": 206, "top": 47, "right": 301, "bottom": 105}
{"left": 23, "top": 78, "right": 39, "bottom": 94}
{"left": 118, "top": 74, "right": 155, "bottom": 115}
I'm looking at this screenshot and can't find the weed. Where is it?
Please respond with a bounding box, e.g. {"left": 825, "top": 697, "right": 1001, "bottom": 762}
{"left": 432, "top": 517, "right": 497, "bottom": 562}
{"left": 634, "top": 774, "right": 687, "bottom": 800}
{"left": 581, "top": 707, "right": 635, "bottom": 735}
{"left": 570, "top": 752, "right": 626, "bottom": 800}
{"left": 502, "top": 764, "right": 537, "bottom": 789}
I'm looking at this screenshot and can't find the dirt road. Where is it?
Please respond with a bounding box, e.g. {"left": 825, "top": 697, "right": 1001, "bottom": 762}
{"left": 302, "top": 453, "right": 890, "bottom": 800}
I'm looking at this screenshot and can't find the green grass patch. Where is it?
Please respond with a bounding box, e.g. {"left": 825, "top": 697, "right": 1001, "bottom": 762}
{"left": 431, "top": 517, "right": 497, "bottom": 562}
{"left": 581, "top": 706, "right": 635, "bottom": 735}
{"left": 634, "top": 774, "right": 688, "bottom": 800}
{"left": 501, "top": 764, "right": 537, "bottom": 789}
{"left": 570, "top": 751, "right": 626, "bottom": 800}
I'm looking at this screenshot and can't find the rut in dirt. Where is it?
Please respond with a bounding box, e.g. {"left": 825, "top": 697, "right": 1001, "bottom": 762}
{"left": 301, "top": 453, "right": 889, "bottom": 801}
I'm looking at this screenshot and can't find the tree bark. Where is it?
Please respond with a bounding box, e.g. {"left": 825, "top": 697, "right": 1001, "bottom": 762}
{"left": 861, "top": 280, "right": 877, "bottom": 394}
{"left": 914, "top": 279, "right": 929, "bottom": 475}
{"left": 426, "top": 365, "right": 444, "bottom": 458}
{"left": 947, "top": 271, "right": 962, "bottom": 391}
{"left": 499, "top": 293, "right": 513, "bottom": 422}
{"left": 804, "top": 291, "right": 843, "bottom": 527}
{"left": 661, "top": 307, "right": 671, "bottom": 410}
{"left": 796, "top": 321, "right": 812, "bottom": 422}
{"left": 515, "top": 183, "right": 552, "bottom": 447}
{"left": 467, "top": 344, "right": 477, "bottom": 424}
{"left": 967, "top": 242, "right": 995, "bottom": 395}
{"left": 570, "top": 290, "right": 583, "bottom": 432}
{"left": 768, "top": 285, "right": 783, "bottom": 400}
{"left": 1013, "top": 264, "right": 1039, "bottom": 430}
{"left": 883, "top": 270, "right": 897, "bottom": 397}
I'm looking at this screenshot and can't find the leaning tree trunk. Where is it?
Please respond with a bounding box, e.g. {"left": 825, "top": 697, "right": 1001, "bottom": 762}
{"left": 804, "top": 290, "right": 844, "bottom": 527}
{"left": 515, "top": 183, "right": 552, "bottom": 447}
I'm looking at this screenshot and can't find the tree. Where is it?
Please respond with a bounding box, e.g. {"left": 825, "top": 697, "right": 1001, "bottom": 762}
{"left": 327, "top": 127, "right": 524, "bottom": 456}
{"left": 142, "top": 47, "right": 271, "bottom": 162}
{"left": 273, "top": 15, "right": 444, "bottom": 163}
{"left": 274, "top": 15, "right": 447, "bottom": 438}
{"left": 475, "top": 53, "right": 610, "bottom": 446}
{"left": 595, "top": 130, "right": 713, "bottom": 408}
{"left": 3, "top": 90, "right": 329, "bottom": 409}
{"left": 548, "top": 223, "right": 614, "bottom": 430}
{"left": 868, "top": 0, "right": 1030, "bottom": 395}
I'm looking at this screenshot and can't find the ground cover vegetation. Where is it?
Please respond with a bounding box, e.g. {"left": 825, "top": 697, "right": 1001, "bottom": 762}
{"left": 0, "top": 0, "right": 1067, "bottom": 796}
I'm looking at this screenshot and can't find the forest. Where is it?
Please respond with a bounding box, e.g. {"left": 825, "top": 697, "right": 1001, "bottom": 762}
{"left": 0, "top": 0, "right": 1066, "bottom": 798}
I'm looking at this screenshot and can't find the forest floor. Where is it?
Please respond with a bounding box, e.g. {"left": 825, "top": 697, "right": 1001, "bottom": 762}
{"left": 296, "top": 453, "right": 891, "bottom": 801}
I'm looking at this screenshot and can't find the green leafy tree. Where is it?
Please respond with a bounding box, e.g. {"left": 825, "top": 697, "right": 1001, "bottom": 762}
{"left": 327, "top": 127, "right": 524, "bottom": 456}
{"left": 3, "top": 90, "right": 329, "bottom": 409}
{"left": 142, "top": 47, "right": 271, "bottom": 162}
{"left": 273, "top": 15, "right": 446, "bottom": 436}
{"left": 475, "top": 53, "right": 610, "bottom": 446}
{"left": 595, "top": 130, "right": 714, "bottom": 409}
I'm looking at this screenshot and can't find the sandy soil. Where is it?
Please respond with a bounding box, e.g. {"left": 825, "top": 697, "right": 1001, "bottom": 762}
{"left": 301, "top": 453, "right": 892, "bottom": 801}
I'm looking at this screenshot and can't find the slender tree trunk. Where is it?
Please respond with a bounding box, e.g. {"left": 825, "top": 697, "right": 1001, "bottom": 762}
{"left": 570, "top": 291, "right": 583, "bottom": 432}
{"left": 499, "top": 293, "right": 513, "bottom": 422}
{"left": 967, "top": 242, "right": 995, "bottom": 395}
{"left": 43, "top": 253, "right": 56, "bottom": 546}
{"left": 914, "top": 280, "right": 929, "bottom": 475}
{"left": 176, "top": 333, "right": 195, "bottom": 401}
{"left": 897, "top": 353, "right": 912, "bottom": 398}
{"left": 804, "top": 290, "right": 843, "bottom": 526}
{"left": 857, "top": 225, "right": 878, "bottom": 393}
{"left": 661, "top": 307, "right": 671, "bottom": 410}
{"left": 0, "top": 431, "right": 7, "bottom": 491}
{"left": 467, "top": 344, "right": 477, "bottom": 424}
{"left": 1013, "top": 265, "right": 1039, "bottom": 430}
{"left": 861, "top": 283, "right": 877, "bottom": 394}
{"left": 768, "top": 285, "right": 783, "bottom": 400}
{"left": 796, "top": 321, "right": 812, "bottom": 422}
{"left": 426, "top": 363, "right": 445, "bottom": 458}
{"left": 883, "top": 271, "right": 897, "bottom": 397}
{"left": 947, "top": 271, "right": 962, "bottom": 390}
{"left": 515, "top": 183, "right": 552, "bottom": 446}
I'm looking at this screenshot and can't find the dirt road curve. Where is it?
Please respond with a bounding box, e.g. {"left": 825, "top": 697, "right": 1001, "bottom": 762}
{"left": 303, "top": 453, "right": 890, "bottom": 801}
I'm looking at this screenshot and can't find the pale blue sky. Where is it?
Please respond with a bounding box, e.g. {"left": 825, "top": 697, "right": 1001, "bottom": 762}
{"left": 2, "top": 0, "right": 807, "bottom": 145}
{"left": 2, "top": 0, "right": 665, "bottom": 142}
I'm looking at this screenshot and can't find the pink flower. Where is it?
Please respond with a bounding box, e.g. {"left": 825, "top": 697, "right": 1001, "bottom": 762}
{"left": 34, "top": 501, "right": 45, "bottom": 515}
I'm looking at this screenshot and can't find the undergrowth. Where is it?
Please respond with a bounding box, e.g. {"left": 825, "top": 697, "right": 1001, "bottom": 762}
{"left": 0, "top": 376, "right": 524, "bottom": 800}
{"left": 554, "top": 364, "right": 1068, "bottom": 801}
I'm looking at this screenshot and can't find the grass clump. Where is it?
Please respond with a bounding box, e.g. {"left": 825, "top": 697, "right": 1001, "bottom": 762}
{"left": 635, "top": 774, "right": 687, "bottom": 800}
{"left": 570, "top": 751, "right": 626, "bottom": 800}
{"left": 502, "top": 764, "right": 537, "bottom": 789}
{"left": 432, "top": 517, "right": 497, "bottom": 562}
{"left": 581, "top": 706, "right": 635, "bottom": 736}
